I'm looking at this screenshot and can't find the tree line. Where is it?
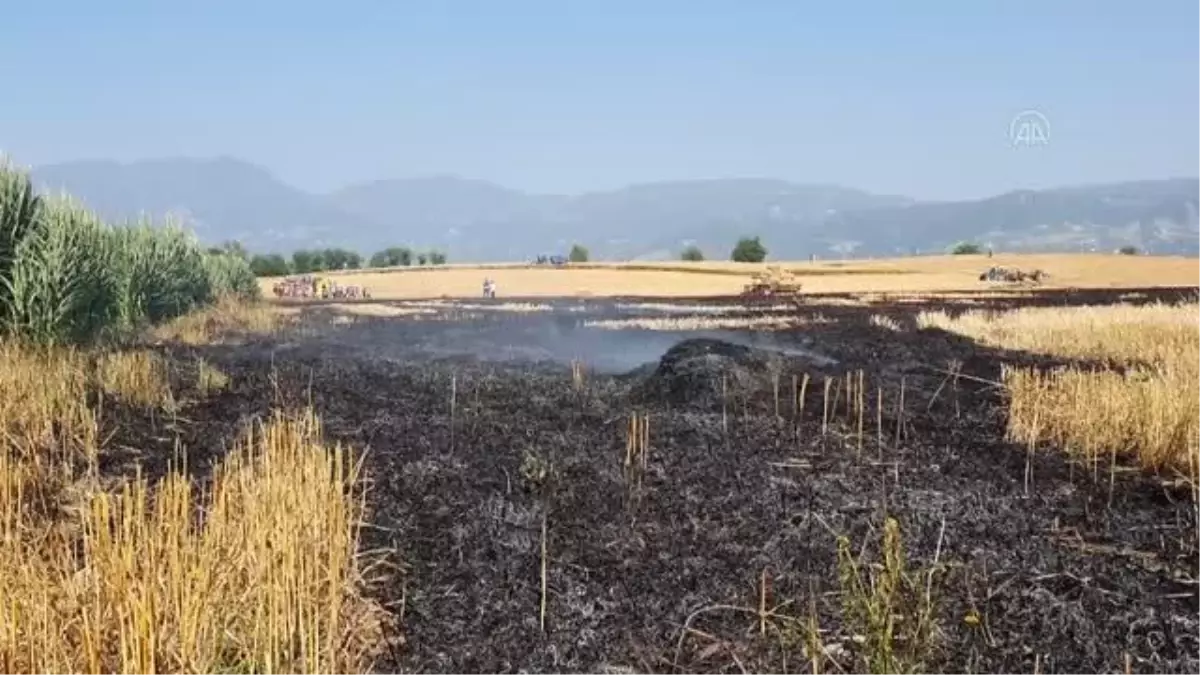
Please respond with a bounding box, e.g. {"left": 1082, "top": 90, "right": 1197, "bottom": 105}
{"left": 228, "top": 237, "right": 767, "bottom": 275}
{"left": 676, "top": 236, "right": 767, "bottom": 263}
{"left": 564, "top": 237, "right": 769, "bottom": 264}
{"left": 205, "top": 244, "right": 450, "bottom": 277}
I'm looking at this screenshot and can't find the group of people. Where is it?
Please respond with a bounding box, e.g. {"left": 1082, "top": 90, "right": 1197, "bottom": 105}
{"left": 482, "top": 277, "right": 497, "bottom": 298}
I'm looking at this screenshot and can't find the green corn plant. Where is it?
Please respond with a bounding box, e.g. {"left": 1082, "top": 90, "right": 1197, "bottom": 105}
{"left": 203, "top": 249, "right": 261, "bottom": 299}
{"left": 110, "top": 217, "right": 214, "bottom": 328}
{"left": 3, "top": 155, "right": 244, "bottom": 344}
{"left": 4, "top": 195, "right": 120, "bottom": 345}
{"left": 0, "top": 158, "right": 43, "bottom": 329}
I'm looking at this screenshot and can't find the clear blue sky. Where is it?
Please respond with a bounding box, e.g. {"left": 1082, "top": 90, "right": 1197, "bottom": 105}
{"left": 1, "top": 0, "right": 1196, "bottom": 200}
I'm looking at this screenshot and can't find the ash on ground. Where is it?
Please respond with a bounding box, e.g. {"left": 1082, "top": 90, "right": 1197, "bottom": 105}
{"left": 132, "top": 288, "right": 1199, "bottom": 674}
{"left": 632, "top": 337, "right": 790, "bottom": 410}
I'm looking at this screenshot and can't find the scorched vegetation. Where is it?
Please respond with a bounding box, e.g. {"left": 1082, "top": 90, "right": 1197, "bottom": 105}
{"left": 2, "top": 154, "right": 1198, "bottom": 673}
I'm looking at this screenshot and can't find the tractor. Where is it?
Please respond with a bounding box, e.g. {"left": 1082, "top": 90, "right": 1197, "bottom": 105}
{"left": 741, "top": 266, "right": 803, "bottom": 299}
{"left": 531, "top": 254, "right": 569, "bottom": 267}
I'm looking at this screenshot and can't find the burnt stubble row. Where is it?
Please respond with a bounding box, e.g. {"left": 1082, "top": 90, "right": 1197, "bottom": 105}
{"left": 135, "top": 287, "right": 1198, "bottom": 673}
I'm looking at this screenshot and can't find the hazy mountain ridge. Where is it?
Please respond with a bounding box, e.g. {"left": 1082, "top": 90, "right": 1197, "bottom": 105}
{"left": 819, "top": 178, "right": 1200, "bottom": 256}
{"left": 28, "top": 157, "right": 1200, "bottom": 260}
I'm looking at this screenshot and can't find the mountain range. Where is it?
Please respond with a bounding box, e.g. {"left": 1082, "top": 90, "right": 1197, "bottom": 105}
{"left": 28, "top": 157, "right": 1200, "bottom": 261}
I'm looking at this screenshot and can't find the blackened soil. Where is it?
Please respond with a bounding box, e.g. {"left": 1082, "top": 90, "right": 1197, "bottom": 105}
{"left": 113, "top": 287, "right": 1197, "bottom": 673}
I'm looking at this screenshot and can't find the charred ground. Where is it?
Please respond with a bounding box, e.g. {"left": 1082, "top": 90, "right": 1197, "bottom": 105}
{"left": 112, "top": 286, "right": 1197, "bottom": 673}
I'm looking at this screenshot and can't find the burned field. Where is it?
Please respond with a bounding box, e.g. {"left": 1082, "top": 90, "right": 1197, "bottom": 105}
{"left": 135, "top": 286, "right": 1197, "bottom": 673}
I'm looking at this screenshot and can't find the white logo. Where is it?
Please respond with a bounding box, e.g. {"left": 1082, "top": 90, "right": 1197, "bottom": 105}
{"left": 1009, "top": 109, "right": 1050, "bottom": 147}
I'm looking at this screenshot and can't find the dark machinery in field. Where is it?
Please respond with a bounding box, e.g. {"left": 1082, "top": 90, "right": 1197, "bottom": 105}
{"left": 531, "top": 254, "right": 569, "bottom": 267}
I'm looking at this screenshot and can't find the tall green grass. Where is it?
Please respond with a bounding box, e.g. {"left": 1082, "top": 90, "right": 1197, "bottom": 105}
{"left": 0, "top": 157, "right": 259, "bottom": 344}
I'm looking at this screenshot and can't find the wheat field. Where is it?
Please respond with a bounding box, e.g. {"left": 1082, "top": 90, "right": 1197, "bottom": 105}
{"left": 263, "top": 253, "right": 1199, "bottom": 300}
{"left": 918, "top": 302, "right": 1200, "bottom": 478}
{"left": 0, "top": 307, "right": 385, "bottom": 673}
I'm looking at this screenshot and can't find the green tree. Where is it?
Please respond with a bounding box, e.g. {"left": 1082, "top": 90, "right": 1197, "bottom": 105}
{"left": 680, "top": 245, "right": 705, "bottom": 261}
{"left": 568, "top": 244, "right": 589, "bottom": 263}
{"left": 291, "top": 249, "right": 319, "bottom": 273}
{"left": 322, "top": 248, "right": 344, "bottom": 270}
{"left": 950, "top": 241, "right": 983, "bottom": 255}
{"left": 1117, "top": 245, "right": 1139, "bottom": 255}
{"left": 249, "top": 253, "right": 291, "bottom": 277}
{"left": 321, "top": 247, "right": 363, "bottom": 270}
{"left": 369, "top": 246, "right": 413, "bottom": 268}
{"left": 208, "top": 236, "right": 248, "bottom": 257}
{"left": 416, "top": 252, "right": 428, "bottom": 265}
{"left": 731, "top": 236, "right": 767, "bottom": 263}
{"left": 428, "top": 250, "right": 447, "bottom": 265}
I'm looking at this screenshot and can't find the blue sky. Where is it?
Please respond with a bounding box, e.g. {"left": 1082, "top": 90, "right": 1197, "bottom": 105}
{"left": 1, "top": 0, "right": 1196, "bottom": 199}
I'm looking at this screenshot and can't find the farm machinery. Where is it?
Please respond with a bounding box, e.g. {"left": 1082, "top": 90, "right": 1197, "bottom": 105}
{"left": 531, "top": 254, "right": 568, "bottom": 267}
{"left": 741, "top": 266, "right": 804, "bottom": 299}
{"left": 271, "top": 275, "right": 370, "bottom": 300}
{"left": 978, "top": 265, "right": 1049, "bottom": 285}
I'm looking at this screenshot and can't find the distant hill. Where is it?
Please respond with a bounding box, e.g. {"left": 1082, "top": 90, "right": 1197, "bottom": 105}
{"left": 329, "top": 176, "right": 910, "bottom": 261}
{"left": 328, "top": 176, "right": 568, "bottom": 261}
{"left": 28, "top": 157, "right": 1200, "bottom": 260}
{"left": 820, "top": 179, "right": 1200, "bottom": 257}
{"left": 31, "top": 157, "right": 377, "bottom": 253}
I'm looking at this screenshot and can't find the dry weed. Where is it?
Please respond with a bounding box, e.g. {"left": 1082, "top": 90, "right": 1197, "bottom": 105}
{"left": 0, "top": 342, "right": 96, "bottom": 462}
{"left": 869, "top": 314, "right": 902, "bottom": 331}
{"left": 153, "top": 295, "right": 291, "bottom": 345}
{"left": 96, "top": 349, "right": 174, "bottom": 409}
{"left": 615, "top": 302, "right": 798, "bottom": 314}
{"left": 196, "top": 358, "right": 230, "bottom": 395}
{"left": 585, "top": 314, "right": 822, "bottom": 331}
